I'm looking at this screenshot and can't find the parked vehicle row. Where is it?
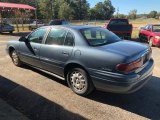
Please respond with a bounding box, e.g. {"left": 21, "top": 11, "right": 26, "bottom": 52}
{"left": 29, "top": 19, "right": 70, "bottom": 30}
{"left": 103, "top": 18, "right": 160, "bottom": 47}
{"left": 27, "top": 18, "right": 160, "bottom": 48}
{"left": 6, "top": 25, "right": 154, "bottom": 96}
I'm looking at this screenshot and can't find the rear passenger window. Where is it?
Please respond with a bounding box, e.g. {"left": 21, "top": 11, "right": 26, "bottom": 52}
{"left": 45, "top": 28, "right": 67, "bottom": 45}
{"left": 64, "top": 32, "right": 74, "bottom": 46}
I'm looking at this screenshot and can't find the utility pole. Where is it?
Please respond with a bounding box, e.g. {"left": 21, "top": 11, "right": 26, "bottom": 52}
{"left": 50, "top": 0, "right": 54, "bottom": 19}
{"left": 34, "top": 0, "right": 38, "bottom": 28}
{"left": 116, "top": 7, "right": 119, "bottom": 18}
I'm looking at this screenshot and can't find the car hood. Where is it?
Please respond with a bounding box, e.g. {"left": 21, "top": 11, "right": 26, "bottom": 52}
{"left": 97, "top": 40, "right": 149, "bottom": 62}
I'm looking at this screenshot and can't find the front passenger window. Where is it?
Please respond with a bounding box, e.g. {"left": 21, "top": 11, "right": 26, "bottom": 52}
{"left": 28, "top": 27, "right": 48, "bottom": 43}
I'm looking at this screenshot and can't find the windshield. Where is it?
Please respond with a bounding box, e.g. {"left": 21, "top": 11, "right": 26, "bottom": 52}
{"left": 80, "top": 27, "right": 121, "bottom": 46}
{"left": 153, "top": 25, "right": 160, "bottom": 32}
{"left": 109, "top": 19, "right": 128, "bottom": 25}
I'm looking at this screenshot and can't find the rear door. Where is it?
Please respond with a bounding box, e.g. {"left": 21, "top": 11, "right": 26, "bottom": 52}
{"left": 40, "top": 28, "right": 74, "bottom": 76}
{"left": 19, "top": 27, "right": 49, "bottom": 68}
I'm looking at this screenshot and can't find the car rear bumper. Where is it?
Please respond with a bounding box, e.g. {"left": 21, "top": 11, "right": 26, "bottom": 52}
{"left": 89, "top": 59, "right": 154, "bottom": 93}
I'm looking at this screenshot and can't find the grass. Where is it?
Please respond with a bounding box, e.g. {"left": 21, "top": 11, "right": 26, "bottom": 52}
{"left": 132, "top": 28, "right": 139, "bottom": 39}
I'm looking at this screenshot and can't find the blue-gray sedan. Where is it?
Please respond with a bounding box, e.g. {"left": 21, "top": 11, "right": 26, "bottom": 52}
{"left": 6, "top": 25, "right": 154, "bottom": 96}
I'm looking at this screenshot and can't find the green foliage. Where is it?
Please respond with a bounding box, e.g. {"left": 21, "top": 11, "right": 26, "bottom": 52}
{"left": 147, "top": 11, "right": 157, "bottom": 18}
{"left": 38, "top": 0, "right": 53, "bottom": 19}
{"left": 58, "top": 0, "right": 73, "bottom": 20}
{"left": 128, "top": 9, "right": 137, "bottom": 19}
{"left": 71, "top": 0, "right": 90, "bottom": 20}
{"left": 114, "top": 14, "right": 126, "bottom": 19}
{"left": 0, "top": 0, "right": 115, "bottom": 20}
{"left": 89, "top": 0, "right": 115, "bottom": 20}
{"left": 89, "top": 8, "right": 96, "bottom": 20}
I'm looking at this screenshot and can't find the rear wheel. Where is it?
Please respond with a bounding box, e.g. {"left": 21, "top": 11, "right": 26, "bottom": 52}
{"left": 10, "top": 50, "right": 22, "bottom": 67}
{"left": 67, "top": 68, "right": 94, "bottom": 96}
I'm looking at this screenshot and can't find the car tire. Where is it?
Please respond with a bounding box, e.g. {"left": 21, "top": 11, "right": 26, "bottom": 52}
{"left": 149, "top": 37, "right": 154, "bottom": 47}
{"left": 10, "top": 50, "right": 22, "bottom": 67}
{"left": 9, "top": 31, "right": 13, "bottom": 34}
{"left": 139, "top": 34, "right": 143, "bottom": 42}
{"left": 67, "top": 68, "right": 94, "bottom": 96}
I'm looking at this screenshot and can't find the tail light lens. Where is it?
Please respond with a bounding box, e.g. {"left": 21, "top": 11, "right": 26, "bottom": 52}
{"left": 116, "top": 58, "right": 143, "bottom": 73}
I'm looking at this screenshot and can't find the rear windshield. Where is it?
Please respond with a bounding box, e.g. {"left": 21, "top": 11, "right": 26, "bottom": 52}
{"left": 80, "top": 27, "right": 121, "bottom": 46}
{"left": 109, "top": 19, "right": 128, "bottom": 25}
{"left": 153, "top": 25, "right": 160, "bottom": 32}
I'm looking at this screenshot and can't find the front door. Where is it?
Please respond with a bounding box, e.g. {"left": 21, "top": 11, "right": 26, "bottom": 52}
{"left": 40, "top": 28, "right": 74, "bottom": 77}
{"left": 19, "top": 27, "right": 49, "bottom": 68}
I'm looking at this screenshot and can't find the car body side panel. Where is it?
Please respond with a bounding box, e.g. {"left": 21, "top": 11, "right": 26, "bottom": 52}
{"left": 39, "top": 45, "right": 74, "bottom": 77}
{"left": 18, "top": 42, "right": 42, "bottom": 68}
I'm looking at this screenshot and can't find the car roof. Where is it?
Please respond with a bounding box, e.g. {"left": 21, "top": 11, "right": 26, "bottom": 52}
{"left": 42, "top": 25, "right": 97, "bottom": 30}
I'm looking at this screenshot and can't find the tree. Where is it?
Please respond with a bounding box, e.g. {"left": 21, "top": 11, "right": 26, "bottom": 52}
{"left": 128, "top": 9, "right": 137, "bottom": 19}
{"left": 58, "top": 0, "right": 73, "bottom": 20}
{"left": 89, "top": 8, "right": 96, "bottom": 20}
{"left": 156, "top": 12, "right": 160, "bottom": 19}
{"left": 147, "top": 11, "right": 157, "bottom": 18}
{"left": 71, "top": 0, "right": 90, "bottom": 20}
{"left": 114, "top": 14, "right": 126, "bottom": 19}
{"left": 38, "top": 0, "right": 54, "bottom": 19}
{"left": 90, "top": 0, "right": 115, "bottom": 20}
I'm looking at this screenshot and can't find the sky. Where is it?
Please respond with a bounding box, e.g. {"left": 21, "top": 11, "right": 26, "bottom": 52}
{"left": 89, "top": 0, "right": 160, "bottom": 15}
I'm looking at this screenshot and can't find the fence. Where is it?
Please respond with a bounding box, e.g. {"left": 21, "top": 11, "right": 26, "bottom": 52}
{"left": 0, "top": 18, "right": 109, "bottom": 32}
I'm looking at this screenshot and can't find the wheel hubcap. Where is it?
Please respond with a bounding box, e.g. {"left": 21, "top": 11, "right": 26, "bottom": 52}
{"left": 149, "top": 39, "right": 153, "bottom": 47}
{"left": 70, "top": 71, "right": 86, "bottom": 92}
{"left": 12, "top": 51, "right": 18, "bottom": 64}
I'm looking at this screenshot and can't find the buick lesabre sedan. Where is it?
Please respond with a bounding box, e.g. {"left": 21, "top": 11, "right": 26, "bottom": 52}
{"left": 6, "top": 26, "right": 154, "bottom": 96}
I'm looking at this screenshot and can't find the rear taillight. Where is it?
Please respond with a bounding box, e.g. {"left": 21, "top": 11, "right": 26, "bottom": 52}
{"left": 116, "top": 58, "right": 143, "bottom": 73}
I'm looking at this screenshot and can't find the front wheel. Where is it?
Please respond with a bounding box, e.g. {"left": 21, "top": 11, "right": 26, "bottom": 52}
{"left": 149, "top": 37, "right": 154, "bottom": 47}
{"left": 9, "top": 31, "right": 13, "bottom": 34}
{"left": 67, "top": 68, "right": 94, "bottom": 96}
{"left": 10, "top": 50, "right": 22, "bottom": 67}
{"left": 139, "top": 34, "right": 143, "bottom": 42}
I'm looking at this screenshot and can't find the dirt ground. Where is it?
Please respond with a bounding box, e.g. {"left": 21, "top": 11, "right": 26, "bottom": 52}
{"left": 0, "top": 33, "right": 160, "bottom": 120}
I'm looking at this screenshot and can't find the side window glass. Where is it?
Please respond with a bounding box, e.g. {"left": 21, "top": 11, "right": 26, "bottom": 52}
{"left": 45, "top": 28, "right": 67, "bottom": 45}
{"left": 28, "top": 28, "right": 47, "bottom": 43}
{"left": 145, "top": 25, "right": 149, "bottom": 30}
{"left": 148, "top": 25, "right": 152, "bottom": 31}
{"left": 64, "top": 32, "right": 74, "bottom": 46}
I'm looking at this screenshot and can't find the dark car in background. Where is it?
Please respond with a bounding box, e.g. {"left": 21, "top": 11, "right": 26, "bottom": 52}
{"left": 49, "top": 20, "right": 70, "bottom": 25}
{"left": 0, "top": 23, "right": 15, "bottom": 34}
{"left": 139, "top": 24, "right": 160, "bottom": 47}
{"left": 6, "top": 25, "right": 154, "bottom": 96}
{"left": 104, "top": 18, "right": 133, "bottom": 39}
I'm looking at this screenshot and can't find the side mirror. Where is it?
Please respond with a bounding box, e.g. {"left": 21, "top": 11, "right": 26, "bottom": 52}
{"left": 19, "top": 36, "right": 28, "bottom": 42}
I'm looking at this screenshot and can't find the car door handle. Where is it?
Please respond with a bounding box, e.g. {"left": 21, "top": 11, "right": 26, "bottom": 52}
{"left": 62, "top": 51, "right": 69, "bottom": 56}
{"left": 33, "top": 48, "right": 38, "bottom": 51}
